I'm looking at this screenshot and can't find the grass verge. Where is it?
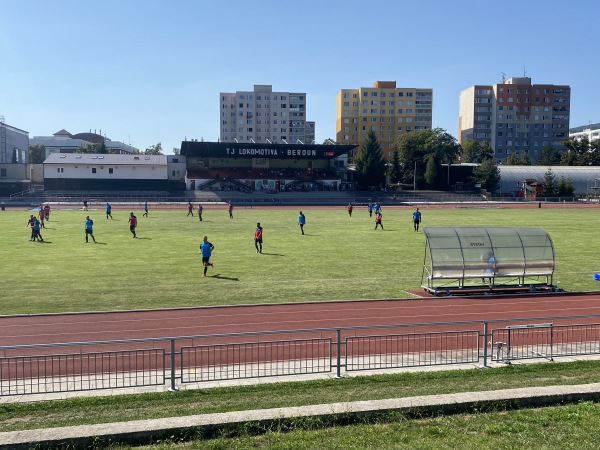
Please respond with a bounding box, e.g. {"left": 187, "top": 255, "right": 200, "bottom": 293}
{"left": 2, "top": 359, "right": 600, "bottom": 433}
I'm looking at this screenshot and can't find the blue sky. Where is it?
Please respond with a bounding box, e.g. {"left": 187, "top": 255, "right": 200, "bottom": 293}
{"left": 1, "top": 0, "right": 598, "bottom": 154}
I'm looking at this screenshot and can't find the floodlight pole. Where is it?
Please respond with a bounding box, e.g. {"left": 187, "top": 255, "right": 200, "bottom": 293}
{"left": 413, "top": 161, "right": 417, "bottom": 190}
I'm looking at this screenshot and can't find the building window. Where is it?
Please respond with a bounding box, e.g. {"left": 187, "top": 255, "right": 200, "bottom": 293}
{"left": 92, "top": 168, "right": 97, "bottom": 174}
{"left": 109, "top": 168, "right": 114, "bottom": 174}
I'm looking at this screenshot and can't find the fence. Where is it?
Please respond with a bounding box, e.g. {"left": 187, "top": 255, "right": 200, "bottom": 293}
{"left": 2, "top": 314, "right": 600, "bottom": 397}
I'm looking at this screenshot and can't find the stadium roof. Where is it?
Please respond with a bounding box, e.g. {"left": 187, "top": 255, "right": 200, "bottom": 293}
{"left": 44, "top": 153, "right": 167, "bottom": 165}
{"left": 181, "top": 141, "right": 356, "bottom": 160}
{"left": 498, "top": 165, "right": 600, "bottom": 195}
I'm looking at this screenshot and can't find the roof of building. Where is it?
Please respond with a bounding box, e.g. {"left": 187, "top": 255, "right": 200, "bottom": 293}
{"left": 44, "top": 153, "right": 167, "bottom": 165}
{"left": 570, "top": 123, "right": 600, "bottom": 133}
{"left": 498, "top": 165, "right": 600, "bottom": 194}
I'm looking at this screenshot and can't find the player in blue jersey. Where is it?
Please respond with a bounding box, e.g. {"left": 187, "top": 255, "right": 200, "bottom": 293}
{"left": 367, "top": 203, "right": 373, "bottom": 217}
{"left": 199, "top": 235, "right": 215, "bottom": 277}
{"left": 85, "top": 216, "right": 96, "bottom": 243}
{"left": 106, "top": 202, "right": 113, "bottom": 219}
{"left": 298, "top": 211, "right": 306, "bottom": 235}
{"left": 413, "top": 208, "right": 422, "bottom": 232}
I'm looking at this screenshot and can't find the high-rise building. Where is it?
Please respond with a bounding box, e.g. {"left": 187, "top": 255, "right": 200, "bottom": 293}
{"left": 220, "top": 85, "right": 314, "bottom": 144}
{"left": 335, "top": 81, "right": 433, "bottom": 160}
{"left": 458, "top": 77, "right": 570, "bottom": 163}
{"left": 0, "top": 118, "right": 29, "bottom": 164}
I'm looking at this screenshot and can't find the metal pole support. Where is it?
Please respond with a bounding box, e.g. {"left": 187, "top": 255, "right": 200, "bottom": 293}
{"left": 336, "top": 329, "right": 342, "bottom": 378}
{"left": 169, "top": 339, "right": 178, "bottom": 391}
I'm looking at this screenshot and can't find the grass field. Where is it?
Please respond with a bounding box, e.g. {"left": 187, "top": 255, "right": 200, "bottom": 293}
{"left": 1, "top": 204, "right": 599, "bottom": 315}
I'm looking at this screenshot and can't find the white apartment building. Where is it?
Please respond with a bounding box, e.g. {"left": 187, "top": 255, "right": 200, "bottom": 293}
{"left": 569, "top": 123, "right": 600, "bottom": 142}
{"left": 220, "top": 85, "right": 315, "bottom": 144}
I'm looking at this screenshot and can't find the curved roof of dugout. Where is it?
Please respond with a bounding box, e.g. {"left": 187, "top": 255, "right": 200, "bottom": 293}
{"left": 421, "top": 227, "right": 555, "bottom": 285}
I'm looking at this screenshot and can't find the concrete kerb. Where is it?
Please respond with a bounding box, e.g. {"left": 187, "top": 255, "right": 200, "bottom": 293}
{"left": 2, "top": 382, "right": 600, "bottom": 449}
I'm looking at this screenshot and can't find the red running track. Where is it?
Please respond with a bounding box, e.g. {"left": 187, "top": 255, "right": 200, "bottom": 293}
{"left": 2, "top": 293, "right": 600, "bottom": 347}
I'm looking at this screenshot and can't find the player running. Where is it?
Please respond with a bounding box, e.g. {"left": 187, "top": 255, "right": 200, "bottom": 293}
{"left": 199, "top": 235, "right": 215, "bottom": 277}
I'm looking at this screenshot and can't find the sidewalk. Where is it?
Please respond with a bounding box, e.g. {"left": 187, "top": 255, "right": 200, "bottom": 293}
{"left": 2, "top": 381, "right": 600, "bottom": 449}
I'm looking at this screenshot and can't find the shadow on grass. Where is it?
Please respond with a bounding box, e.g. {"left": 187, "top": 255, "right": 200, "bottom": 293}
{"left": 211, "top": 274, "right": 239, "bottom": 281}
{"left": 260, "top": 252, "right": 285, "bottom": 257}
{"left": 135, "top": 237, "right": 152, "bottom": 240}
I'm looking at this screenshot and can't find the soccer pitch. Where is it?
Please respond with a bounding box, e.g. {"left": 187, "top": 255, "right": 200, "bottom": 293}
{"left": 0, "top": 205, "right": 598, "bottom": 315}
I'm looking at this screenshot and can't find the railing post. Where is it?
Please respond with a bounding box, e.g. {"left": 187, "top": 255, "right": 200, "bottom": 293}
{"left": 482, "top": 322, "right": 489, "bottom": 368}
{"left": 169, "top": 339, "right": 178, "bottom": 391}
{"left": 336, "top": 329, "right": 342, "bottom": 378}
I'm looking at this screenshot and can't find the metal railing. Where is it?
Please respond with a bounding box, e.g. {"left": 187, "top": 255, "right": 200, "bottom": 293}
{"left": 3, "top": 313, "right": 600, "bottom": 397}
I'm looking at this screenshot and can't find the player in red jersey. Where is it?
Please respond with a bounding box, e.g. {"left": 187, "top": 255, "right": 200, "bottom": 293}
{"left": 254, "top": 222, "right": 263, "bottom": 254}
{"left": 128, "top": 212, "right": 138, "bottom": 238}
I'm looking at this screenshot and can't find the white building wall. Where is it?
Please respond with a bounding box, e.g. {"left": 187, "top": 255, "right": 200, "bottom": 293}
{"left": 44, "top": 164, "right": 167, "bottom": 180}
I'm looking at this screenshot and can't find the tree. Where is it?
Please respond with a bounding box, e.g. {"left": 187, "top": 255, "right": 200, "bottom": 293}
{"left": 28, "top": 144, "right": 46, "bottom": 164}
{"left": 172, "top": 148, "right": 180, "bottom": 155}
{"left": 388, "top": 150, "right": 401, "bottom": 184}
{"left": 395, "top": 128, "right": 459, "bottom": 189}
{"left": 460, "top": 140, "right": 494, "bottom": 164}
{"left": 354, "top": 130, "right": 386, "bottom": 189}
{"left": 424, "top": 154, "right": 437, "bottom": 187}
{"left": 144, "top": 142, "right": 163, "bottom": 155}
{"left": 518, "top": 152, "right": 532, "bottom": 165}
{"left": 505, "top": 154, "right": 518, "bottom": 165}
{"left": 560, "top": 137, "right": 589, "bottom": 166}
{"left": 98, "top": 142, "right": 108, "bottom": 154}
{"left": 537, "top": 145, "right": 561, "bottom": 166}
{"left": 555, "top": 176, "right": 575, "bottom": 197}
{"left": 76, "top": 143, "right": 101, "bottom": 153}
{"left": 471, "top": 159, "right": 501, "bottom": 192}
{"left": 542, "top": 168, "right": 556, "bottom": 196}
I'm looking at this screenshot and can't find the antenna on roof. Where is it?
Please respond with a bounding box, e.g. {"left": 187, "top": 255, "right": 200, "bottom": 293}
{"left": 501, "top": 72, "right": 506, "bottom": 83}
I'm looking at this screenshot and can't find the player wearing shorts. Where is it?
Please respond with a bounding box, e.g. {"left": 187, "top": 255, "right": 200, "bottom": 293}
{"left": 187, "top": 202, "right": 194, "bottom": 217}
{"left": 200, "top": 235, "right": 215, "bottom": 277}
{"left": 413, "top": 208, "right": 422, "bottom": 232}
{"left": 85, "top": 216, "right": 96, "bottom": 243}
{"left": 128, "top": 212, "right": 137, "bottom": 238}
{"left": 298, "top": 211, "right": 306, "bottom": 235}
{"left": 375, "top": 212, "right": 384, "bottom": 230}
{"left": 254, "top": 222, "right": 263, "bottom": 254}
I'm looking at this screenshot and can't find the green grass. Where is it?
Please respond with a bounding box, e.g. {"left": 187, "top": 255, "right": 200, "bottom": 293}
{"left": 1, "top": 360, "right": 600, "bottom": 432}
{"left": 119, "top": 402, "right": 600, "bottom": 449}
{"left": 1, "top": 205, "right": 599, "bottom": 314}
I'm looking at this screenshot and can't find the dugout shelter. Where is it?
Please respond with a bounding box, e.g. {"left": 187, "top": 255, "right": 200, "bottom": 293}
{"left": 421, "top": 226, "right": 556, "bottom": 295}
{"left": 181, "top": 141, "right": 356, "bottom": 192}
